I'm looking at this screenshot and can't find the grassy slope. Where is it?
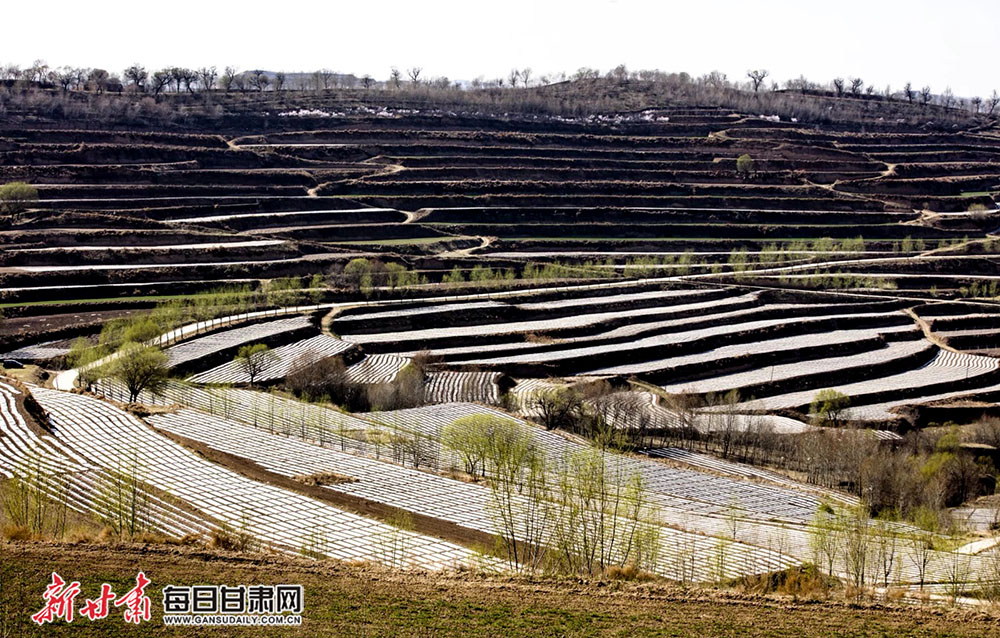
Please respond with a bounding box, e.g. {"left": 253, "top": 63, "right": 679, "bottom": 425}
{"left": 2, "top": 543, "right": 999, "bottom": 637}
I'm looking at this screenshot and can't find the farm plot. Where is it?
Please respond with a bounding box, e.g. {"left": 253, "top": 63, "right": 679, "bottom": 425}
{"left": 342, "top": 290, "right": 759, "bottom": 357}
{"left": 335, "top": 287, "right": 728, "bottom": 342}
{"left": 31, "top": 388, "right": 476, "bottom": 569}
{"left": 0, "top": 340, "right": 72, "bottom": 361}
{"left": 645, "top": 448, "right": 857, "bottom": 505}
{"left": 147, "top": 408, "right": 797, "bottom": 581}
{"left": 94, "top": 379, "right": 375, "bottom": 448}
{"left": 187, "top": 334, "right": 355, "bottom": 385}
{"left": 424, "top": 371, "right": 502, "bottom": 404}
{"left": 592, "top": 390, "right": 814, "bottom": 435}
{"left": 0, "top": 381, "right": 91, "bottom": 478}
{"left": 730, "top": 349, "right": 1000, "bottom": 415}
{"left": 0, "top": 382, "right": 212, "bottom": 538}
{"left": 363, "top": 403, "right": 825, "bottom": 523}
{"left": 346, "top": 354, "right": 411, "bottom": 384}
{"left": 658, "top": 338, "right": 935, "bottom": 397}
{"left": 340, "top": 295, "right": 743, "bottom": 347}
{"left": 166, "top": 315, "right": 313, "bottom": 370}
{"left": 447, "top": 309, "right": 912, "bottom": 374}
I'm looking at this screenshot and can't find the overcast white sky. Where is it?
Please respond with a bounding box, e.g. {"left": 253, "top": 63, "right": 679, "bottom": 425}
{"left": 5, "top": 0, "right": 997, "bottom": 97}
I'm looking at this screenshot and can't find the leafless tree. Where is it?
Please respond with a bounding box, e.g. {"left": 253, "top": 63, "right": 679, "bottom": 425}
{"left": 832, "top": 77, "right": 845, "bottom": 96}
{"left": 27, "top": 59, "right": 49, "bottom": 83}
{"left": 149, "top": 70, "right": 170, "bottom": 95}
{"left": 407, "top": 67, "right": 422, "bottom": 84}
{"left": 941, "top": 87, "right": 955, "bottom": 109}
{"left": 220, "top": 66, "right": 238, "bottom": 92}
{"left": 520, "top": 67, "right": 532, "bottom": 88}
{"left": 273, "top": 71, "right": 286, "bottom": 91}
{"left": 361, "top": 74, "right": 374, "bottom": 89}
{"left": 988, "top": 90, "right": 1000, "bottom": 116}
{"left": 971, "top": 96, "right": 983, "bottom": 114}
{"left": 87, "top": 68, "right": 110, "bottom": 93}
{"left": 609, "top": 64, "right": 628, "bottom": 84}
{"left": 197, "top": 66, "right": 217, "bottom": 91}
{"left": 849, "top": 77, "right": 864, "bottom": 96}
{"left": 920, "top": 85, "right": 932, "bottom": 105}
{"left": 903, "top": 82, "right": 914, "bottom": 103}
{"left": 179, "top": 68, "right": 198, "bottom": 93}
{"left": 71, "top": 67, "right": 88, "bottom": 90}
{"left": 247, "top": 70, "right": 269, "bottom": 91}
{"left": 508, "top": 68, "right": 520, "bottom": 89}
{"left": 389, "top": 67, "right": 402, "bottom": 89}
{"left": 0, "top": 64, "right": 21, "bottom": 81}
{"left": 311, "top": 69, "right": 334, "bottom": 90}
{"left": 52, "top": 67, "right": 77, "bottom": 92}
{"left": 123, "top": 64, "right": 147, "bottom": 91}
{"left": 746, "top": 69, "right": 769, "bottom": 92}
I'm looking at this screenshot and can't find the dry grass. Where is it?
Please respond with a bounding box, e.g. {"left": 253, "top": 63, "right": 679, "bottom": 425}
{"left": 4, "top": 542, "right": 1000, "bottom": 637}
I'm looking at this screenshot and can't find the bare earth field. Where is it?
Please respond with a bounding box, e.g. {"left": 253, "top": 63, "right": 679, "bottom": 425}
{"left": 2, "top": 542, "right": 999, "bottom": 638}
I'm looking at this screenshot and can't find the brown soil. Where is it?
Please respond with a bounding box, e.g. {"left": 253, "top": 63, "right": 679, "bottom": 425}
{"left": 2, "top": 542, "right": 999, "bottom": 637}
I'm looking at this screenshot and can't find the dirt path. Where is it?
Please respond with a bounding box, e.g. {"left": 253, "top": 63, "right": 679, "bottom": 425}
{"left": 903, "top": 307, "right": 959, "bottom": 353}
{"left": 320, "top": 305, "right": 359, "bottom": 336}
{"left": 437, "top": 235, "right": 495, "bottom": 258}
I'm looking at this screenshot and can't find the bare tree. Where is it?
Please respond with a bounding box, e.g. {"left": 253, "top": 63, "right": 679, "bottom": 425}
{"left": 27, "top": 59, "right": 49, "bottom": 83}
{"left": 832, "top": 77, "right": 845, "bottom": 97}
{"left": 361, "top": 74, "right": 374, "bottom": 90}
{"left": 988, "top": 90, "right": 1000, "bottom": 116}
{"left": 179, "top": 68, "right": 198, "bottom": 93}
{"left": 849, "top": 77, "right": 864, "bottom": 96}
{"left": 520, "top": 67, "right": 532, "bottom": 88}
{"left": 903, "top": 82, "right": 915, "bottom": 103}
{"left": 810, "top": 505, "right": 840, "bottom": 577}
{"left": 234, "top": 343, "right": 279, "bottom": 387}
{"left": 389, "top": 67, "right": 402, "bottom": 89}
{"left": 123, "top": 64, "right": 147, "bottom": 91}
{"left": 529, "top": 387, "right": 584, "bottom": 431}
{"left": 197, "top": 66, "right": 217, "bottom": 91}
{"left": 872, "top": 518, "right": 899, "bottom": 588}
{"left": 220, "top": 66, "right": 238, "bottom": 92}
{"left": 971, "top": 96, "right": 983, "bottom": 114}
{"left": 842, "top": 509, "right": 870, "bottom": 594}
{"left": 274, "top": 71, "right": 286, "bottom": 91}
{"left": 920, "top": 85, "right": 932, "bottom": 105}
{"left": 508, "top": 68, "right": 520, "bottom": 89}
{"left": 609, "top": 64, "right": 629, "bottom": 84}
{"left": 87, "top": 68, "right": 110, "bottom": 93}
{"left": 746, "top": 69, "right": 769, "bottom": 93}
{"left": 311, "top": 69, "right": 334, "bottom": 90}
{"left": 52, "top": 67, "right": 77, "bottom": 92}
{"left": 407, "top": 67, "right": 422, "bottom": 84}
{"left": 248, "top": 70, "right": 269, "bottom": 92}
{"left": 149, "top": 70, "right": 171, "bottom": 95}
{"left": 941, "top": 87, "right": 955, "bottom": 109}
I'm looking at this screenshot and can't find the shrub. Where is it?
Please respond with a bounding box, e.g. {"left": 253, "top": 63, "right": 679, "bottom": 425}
{"left": 0, "top": 181, "right": 38, "bottom": 217}
{"left": 810, "top": 389, "right": 851, "bottom": 427}
{"left": 736, "top": 154, "right": 754, "bottom": 177}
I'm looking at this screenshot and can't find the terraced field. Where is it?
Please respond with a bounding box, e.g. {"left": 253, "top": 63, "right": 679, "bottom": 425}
{"left": 4, "top": 88, "right": 1000, "bottom": 595}
{"left": 30, "top": 387, "right": 478, "bottom": 569}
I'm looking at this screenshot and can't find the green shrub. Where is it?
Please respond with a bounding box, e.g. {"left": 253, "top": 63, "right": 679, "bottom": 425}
{"left": 0, "top": 182, "right": 38, "bottom": 216}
